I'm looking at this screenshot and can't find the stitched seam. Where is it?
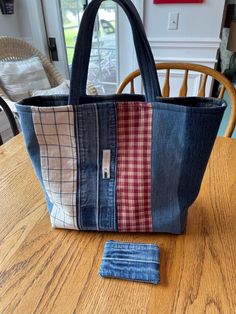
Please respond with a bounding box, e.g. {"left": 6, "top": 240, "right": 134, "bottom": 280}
{"left": 102, "top": 257, "right": 160, "bottom": 264}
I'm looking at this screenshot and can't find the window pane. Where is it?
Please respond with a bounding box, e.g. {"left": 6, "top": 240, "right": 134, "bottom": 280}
{"left": 59, "top": 0, "right": 118, "bottom": 94}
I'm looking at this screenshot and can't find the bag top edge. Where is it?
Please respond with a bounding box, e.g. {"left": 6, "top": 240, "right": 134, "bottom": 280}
{"left": 15, "top": 95, "right": 227, "bottom": 114}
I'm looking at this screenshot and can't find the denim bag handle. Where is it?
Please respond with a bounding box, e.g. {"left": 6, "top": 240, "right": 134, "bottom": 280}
{"left": 69, "top": 0, "right": 161, "bottom": 104}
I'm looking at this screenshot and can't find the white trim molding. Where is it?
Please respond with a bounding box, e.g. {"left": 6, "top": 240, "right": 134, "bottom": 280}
{"left": 148, "top": 37, "right": 221, "bottom": 49}
{"left": 154, "top": 57, "right": 218, "bottom": 65}
{"left": 148, "top": 37, "right": 221, "bottom": 68}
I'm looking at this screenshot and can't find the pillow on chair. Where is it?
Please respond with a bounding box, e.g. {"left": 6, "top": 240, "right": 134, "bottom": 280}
{"left": 0, "top": 56, "right": 51, "bottom": 102}
{"left": 30, "top": 81, "right": 98, "bottom": 97}
{"left": 30, "top": 82, "right": 69, "bottom": 96}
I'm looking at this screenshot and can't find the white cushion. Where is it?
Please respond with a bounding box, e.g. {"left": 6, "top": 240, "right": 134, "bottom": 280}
{"left": 30, "top": 81, "right": 98, "bottom": 97}
{"left": 30, "top": 82, "right": 69, "bottom": 96}
{"left": 0, "top": 56, "right": 51, "bottom": 102}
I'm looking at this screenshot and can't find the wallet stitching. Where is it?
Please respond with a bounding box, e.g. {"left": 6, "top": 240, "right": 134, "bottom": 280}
{"left": 102, "top": 257, "right": 160, "bottom": 264}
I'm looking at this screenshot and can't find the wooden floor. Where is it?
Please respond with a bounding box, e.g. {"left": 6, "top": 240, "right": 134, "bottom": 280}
{"left": 0, "top": 135, "right": 235, "bottom": 313}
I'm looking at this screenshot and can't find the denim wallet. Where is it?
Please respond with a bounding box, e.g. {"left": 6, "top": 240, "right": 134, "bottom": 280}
{"left": 99, "top": 241, "right": 160, "bottom": 284}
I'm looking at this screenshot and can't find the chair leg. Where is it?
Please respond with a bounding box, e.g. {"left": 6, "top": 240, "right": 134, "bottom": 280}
{"left": 0, "top": 134, "right": 3, "bottom": 145}
{"left": 0, "top": 97, "right": 19, "bottom": 136}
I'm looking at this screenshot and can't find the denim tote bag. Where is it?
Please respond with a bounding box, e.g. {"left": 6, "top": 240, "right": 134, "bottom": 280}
{"left": 16, "top": 0, "right": 226, "bottom": 234}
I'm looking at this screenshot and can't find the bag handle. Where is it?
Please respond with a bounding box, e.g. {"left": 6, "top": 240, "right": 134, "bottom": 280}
{"left": 69, "top": 0, "right": 161, "bottom": 104}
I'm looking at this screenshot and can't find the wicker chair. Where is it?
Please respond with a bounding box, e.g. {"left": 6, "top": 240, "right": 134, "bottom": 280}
{"left": 0, "top": 36, "right": 65, "bottom": 91}
{"left": 0, "top": 36, "right": 97, "bottom": 108}
{"left": 0, "top": 37, "right": 98, "bottom": 143}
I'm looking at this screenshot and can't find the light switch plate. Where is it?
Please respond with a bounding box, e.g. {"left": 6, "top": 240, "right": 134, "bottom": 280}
{"left": 168, "top": 12, "right": 179, "bottom": 30}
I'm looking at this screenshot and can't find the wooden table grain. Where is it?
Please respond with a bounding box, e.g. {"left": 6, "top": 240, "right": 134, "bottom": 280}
{"left": 0, "top": 134, "right": 235, "bottom": 314}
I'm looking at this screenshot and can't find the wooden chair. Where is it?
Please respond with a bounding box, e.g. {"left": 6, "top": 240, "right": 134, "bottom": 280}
{"left": 116, "top": 63, "right": 236, "bottom": 137}
{"left": 0, "top": 97, "right": 19, "bottom": 145}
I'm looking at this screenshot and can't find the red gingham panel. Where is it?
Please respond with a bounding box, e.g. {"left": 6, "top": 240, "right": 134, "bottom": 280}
{"left": 116, "top": 102, "right": 153, "bottom": 232}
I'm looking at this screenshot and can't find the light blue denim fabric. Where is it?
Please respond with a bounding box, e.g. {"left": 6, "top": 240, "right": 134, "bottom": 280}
{"left": 151, "top": 97, "right": 226, "bottom": 234}
{"left": 99, "top": 241, "right": 160, "bottom": 284}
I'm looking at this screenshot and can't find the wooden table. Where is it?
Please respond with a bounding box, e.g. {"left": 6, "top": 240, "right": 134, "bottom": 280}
{"left": 0, "top": 135, "right": 235, "bottom": 314}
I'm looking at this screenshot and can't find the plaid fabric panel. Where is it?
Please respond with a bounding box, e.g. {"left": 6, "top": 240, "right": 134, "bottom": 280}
{"left": 116, "top": 102, "right": 153, "bottom": 232}
{"left": 32, "top": 106, "right": 78, "bottom": 230}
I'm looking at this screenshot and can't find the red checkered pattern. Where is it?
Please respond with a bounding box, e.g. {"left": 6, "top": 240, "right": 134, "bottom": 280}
{"left": 116, "top": 102, "right": 153, "bottom": 232}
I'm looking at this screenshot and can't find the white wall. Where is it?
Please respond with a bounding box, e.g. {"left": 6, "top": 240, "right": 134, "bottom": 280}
{"left": 143, "top": 0, "right": 225, "bottom": 64}
{"left": 0, "top": 0, "right": 32, "bottom": 38}
{"left": 144, "top": 0, "right": 225, "bottom": 38}
{"left": 0, "top": 0, "right": 49, "bottom": 58}
{"left": 141, "top": 0, "right": 226, "bottom": 96}
{"left": 0, "top": 5, "right": 20, "bottom": 37}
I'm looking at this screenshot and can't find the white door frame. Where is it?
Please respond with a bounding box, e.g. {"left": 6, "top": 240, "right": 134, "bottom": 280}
{"left": 25, "top": 0, "right": 49, "bottom": 57}
{"left": 41, "top": 0, "right": 70, "bottom": 78}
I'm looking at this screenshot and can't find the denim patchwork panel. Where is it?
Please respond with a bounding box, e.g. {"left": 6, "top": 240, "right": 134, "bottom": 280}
{"left": 97, "top": 103, "right": 117, "bottom": 231}
{"left": 99, "top": 241, "right": 160, "bottom": 284}
{"left": 74, "top": 103, "right": 117, "bottom": 231}
{"left": 74, "top": 104, "right": 99, "bottom": 230}
{"left": 16, "top": 95, "right": 226, "bottom": 234}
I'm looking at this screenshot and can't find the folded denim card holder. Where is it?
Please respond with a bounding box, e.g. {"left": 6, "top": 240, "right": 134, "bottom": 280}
{"left": 99, "top": 240, "right": 160, "bottom": 284}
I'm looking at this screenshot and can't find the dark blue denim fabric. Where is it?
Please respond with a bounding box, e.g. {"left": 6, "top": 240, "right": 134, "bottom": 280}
{"left": 74, "top": 103, "right": 117, "bottom": 231}
{"left": 100, "top": 241, "right": 160, "bottom": 284}
{"left": 15, "top": 104, "right": 53, "bottom": 213}
{"left": 97, "top": 103, "right": 117, "bottom": 231}
{"left": 74, "top": 104, "right": 99, "bottom": 230}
